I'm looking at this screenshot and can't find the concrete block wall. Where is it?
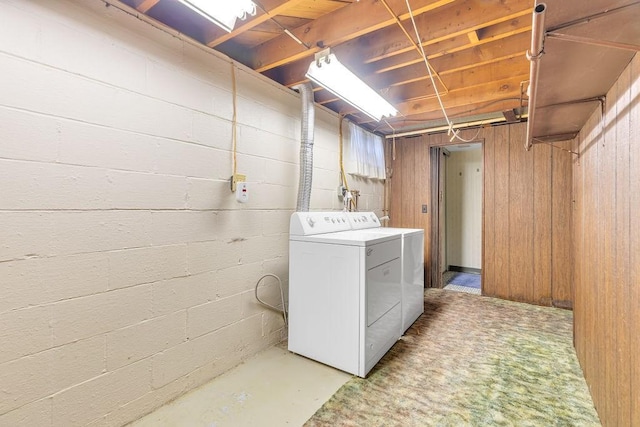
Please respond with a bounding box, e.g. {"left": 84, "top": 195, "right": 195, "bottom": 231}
{"left": 0, "top": 0, "right": 384, "bottom": 425}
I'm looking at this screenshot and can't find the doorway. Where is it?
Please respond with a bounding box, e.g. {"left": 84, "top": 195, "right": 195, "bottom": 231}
{"left": 429, "top": 142, "right": 483, "bottom": 294}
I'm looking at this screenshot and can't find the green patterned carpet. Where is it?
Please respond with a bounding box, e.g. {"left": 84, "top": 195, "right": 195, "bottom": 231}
{"left": 305, "top": 289, "right": 600, "bottom": 427}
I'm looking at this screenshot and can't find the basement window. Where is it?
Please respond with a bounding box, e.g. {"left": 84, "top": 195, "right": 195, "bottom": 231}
{"left": 344, "top": 121, "right": 386, "bottom": 180}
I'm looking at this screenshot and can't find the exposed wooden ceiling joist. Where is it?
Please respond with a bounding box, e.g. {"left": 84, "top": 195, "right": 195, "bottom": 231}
{"left": 251, "top": 0, "right": 456, "bottom": 72}
{"left": 135, "top": 0, "right": 159, "bottom": 13}
{"left": 311, "top": 54, "right": 527, "bottom": 115}
{"left": 117, "top": 0, "right": 543, "bottom": 135}
{"left": 386, "top": 56, "right": 530, "bottom": 102}
{"left": 395, "top": 75, "right": 528, "bottom": 116}
{"left": 368, "top": 32, "right": 530, "bottom": 88}
{"left": 206, "top": 0, "right": 308, "bottom": 48}
{"left": 312, "top": 41, "right": 529, "bottom": 107}
{"left": 372, "top": 16, "right": 531, "bottom": 73}
{"left": 264, "top": 6, "right": 531, "bottom": 89}
{"left": 358, "top": 0, "right": 532, "bottom": 64}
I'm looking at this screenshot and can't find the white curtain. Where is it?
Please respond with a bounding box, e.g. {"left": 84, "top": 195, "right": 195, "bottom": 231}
{"left": 344, "top": 121, "right": 386, "bottom": 180}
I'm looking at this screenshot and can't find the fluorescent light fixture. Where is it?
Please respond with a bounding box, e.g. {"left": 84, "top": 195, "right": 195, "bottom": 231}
{"left": 305, "top": 49, "right": 398, "bottom": 121}
{"left": 177, "top": 0, "right": 256, "bottom": 32}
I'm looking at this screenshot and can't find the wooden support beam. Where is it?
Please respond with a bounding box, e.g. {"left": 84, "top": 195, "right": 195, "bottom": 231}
{"left": 328, "top": 74, "right": 527, "bottom": 128}
{"left": 276, "top": 58, "right": 528, "bottom": 132}
{"left": 467, "top": 30, "right": 480, "bottom": 44}
{"left": 205, "top": 0, "right": 307, "bottom": 48}
{"left": 314, "top": 90, "right": 340, "bottom": 105}
{"left": 136, "top": 0, "right": 159, "bottom": 13}
{"left": 408, "top": 98, "right": 524, "bottom": 121}
{"left": 367, "top": 32, "right": 530, "bottom": 89}
{"left": 395, "top": 75, "right": 528, "bottom": 117}
{"left": 315, "top": 56, "right": 528, "bottom": 108}
{"left": 366, "top": 16, "right": 531, "bottom": 73}
{"left": 265, "top": 10, "right": 531, "bottom": 88}
{"left": 250, "top": 0, "right": 456, "bottom": 72}
{"left": 387, "top": 57, "right": 530, "bottom": 102}
{"left": 360, "top": 0, "right": 532, "bottom": 64}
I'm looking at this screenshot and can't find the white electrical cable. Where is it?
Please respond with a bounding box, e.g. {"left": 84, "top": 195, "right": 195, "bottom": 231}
{"left": 254, "top": 274, "right": 288, "bottom": 327}
{"left": 450, "top": 125, "right": 483, "bottom": 143}
{"left": 403, "top": 0, "right": 482, "bottom": 143}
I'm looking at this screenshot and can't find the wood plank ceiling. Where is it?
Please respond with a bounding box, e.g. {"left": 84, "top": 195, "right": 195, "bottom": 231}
{"left": 119, "top": 0, "right": 535, "bottom": 135}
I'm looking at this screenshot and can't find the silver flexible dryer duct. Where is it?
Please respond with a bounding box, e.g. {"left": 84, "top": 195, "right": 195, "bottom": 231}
{"left": 293, "top": 82, "right": 315, "bottom": 212}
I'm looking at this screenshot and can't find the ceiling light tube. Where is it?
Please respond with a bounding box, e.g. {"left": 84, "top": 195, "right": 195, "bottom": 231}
{"left": 177, "top": 0, "right": 256, "bottom": 32}
{"left": 306, "top": 49, "right": 398, "bottom": 122}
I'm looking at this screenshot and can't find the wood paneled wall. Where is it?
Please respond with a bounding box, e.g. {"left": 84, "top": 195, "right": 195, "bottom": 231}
{"left": 387, "top": 122, "right": 573, "bottom": 307}
{"left": 387, "top": 136, "right": 432, "bottom": 267}
{"left": 573, "top": 53, "right": 639, "bottom": 427}
{"left": 484, "top": 123, "right": 574, "bottom": 306}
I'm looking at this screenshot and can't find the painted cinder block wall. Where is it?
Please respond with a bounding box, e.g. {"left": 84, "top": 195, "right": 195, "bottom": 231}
{"left": 0, "top": 0, "right": 384, "bottom": 425}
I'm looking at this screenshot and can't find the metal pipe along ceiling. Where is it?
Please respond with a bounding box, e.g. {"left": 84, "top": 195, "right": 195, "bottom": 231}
{"left": 525, "top": 3, "right": 547, "bottom": 151}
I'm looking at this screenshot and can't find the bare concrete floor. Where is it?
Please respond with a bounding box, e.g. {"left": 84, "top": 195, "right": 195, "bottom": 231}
{"left": 129, "top": 343, "right": 351, "bottom": 427}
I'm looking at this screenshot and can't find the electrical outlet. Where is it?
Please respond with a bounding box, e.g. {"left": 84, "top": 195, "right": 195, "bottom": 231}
{"left": 235, "top": 181, "right": 248, "bottom": 203}
{"left": 422, "top": 204, "right": 428, "bottom": 213}
{"left": 230, "top": 174, "right": 246, "bottom": 192}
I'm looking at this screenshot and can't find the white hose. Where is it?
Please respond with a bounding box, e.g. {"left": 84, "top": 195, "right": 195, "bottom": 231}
{"left": 254, "top": 274, "right": 288, "bottom": 327}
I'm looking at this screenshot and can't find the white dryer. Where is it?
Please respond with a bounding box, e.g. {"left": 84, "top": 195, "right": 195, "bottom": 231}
{"left": 345, "top": 212, "right": 425, "bottom": 334}
{"left": 288, "top": 211, "right": 402, "bottom": 377}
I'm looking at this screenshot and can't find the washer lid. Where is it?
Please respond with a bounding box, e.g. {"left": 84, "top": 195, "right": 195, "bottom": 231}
{"left": 290, "top": 230, "right": 400, "bottom": 246}
{"left": 374, "top": 227, "right": 424, "bottom": 237}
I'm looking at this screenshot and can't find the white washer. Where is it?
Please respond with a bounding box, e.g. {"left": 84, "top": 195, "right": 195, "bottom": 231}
{"left": 288, "top": 211, "right": 402, "bottom": 377}
{"left": 345, "top": 212, "right": 425, "bottom": 334}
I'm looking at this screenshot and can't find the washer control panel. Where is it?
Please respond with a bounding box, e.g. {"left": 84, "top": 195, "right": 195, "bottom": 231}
{"left": 290, "top": 211, "right": 351, "bottom": 235}
{"left": 345, "top": 212, "right": 381, "bottom": 230}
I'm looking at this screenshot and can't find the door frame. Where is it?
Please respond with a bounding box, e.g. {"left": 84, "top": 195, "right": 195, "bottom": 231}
{"left": 428, "top": 139, "right": 485, "bottom": 290}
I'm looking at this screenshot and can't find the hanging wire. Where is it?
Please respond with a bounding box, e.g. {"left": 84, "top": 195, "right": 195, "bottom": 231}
{"left": 383, "top": 118, "right": 398, "bottom": 161}
{"left": 403, "top": 1, "right": 450, "bottom": 125}
{"left": 403, "top": 0, "right": 481, "bottom": 143}
{"left": 253, "top": 0, "right": 311, "bottom": 49}
{"left": 452, "top": 126, "right": 483, "bottom": 143}
{"left": 339, "top": 115, "right": 347, "bottom": 188}
{"left": 383, "top": 118, "right": 397, "bottom": 139}
{"left": 231, "top": 63, "right": 238, "bottom": 175}
{"left": 339, "top": 115, "right": 351, "bottom": 192}
{"left": 380, "top": 0, "right": 448, "bottom": 93}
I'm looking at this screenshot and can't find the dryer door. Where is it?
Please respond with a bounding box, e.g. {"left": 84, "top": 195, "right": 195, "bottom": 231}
{"left": 364, "top": 256, "right": 401, "bottom": 374}
{"left": 366, "top": 258, "right": 401, "bottom": 326}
